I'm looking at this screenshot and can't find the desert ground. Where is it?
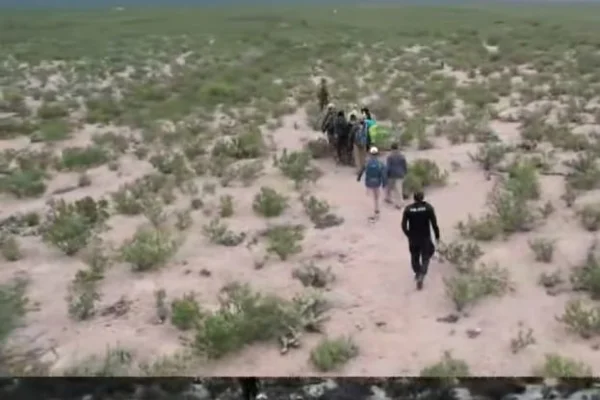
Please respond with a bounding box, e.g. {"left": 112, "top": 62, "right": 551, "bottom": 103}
{"left": 2, "top": 5, "right": 600, "bottom": 377}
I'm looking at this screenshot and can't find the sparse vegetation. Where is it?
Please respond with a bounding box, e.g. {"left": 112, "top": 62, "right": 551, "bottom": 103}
{"left": 420, "top": 351, "right": 470, "bottom": 377}
{"left": 2, "top": 4, "right": 600, "bottom": 376}
{"left": 310, "top": 336, "right": 358, "bottom": 372}
{"left": 534, "top": 353, "right": 593, "bottom": 377}
{"left": 444, "top": 262, "right": 513, "bottom": 312}
{"left": 264, "top": 224, "right": 305, "bottom": 260}
{"left": 171, "top": 293, "right": 203, "bottom": 331}
{"left": 528, "top": 238, "right": 556, "bottom": 263}
{"left": 120, "top": 226, "right": 178, "bottom": 272}
{"left": 253, "top": 187, "right": 288, "bottom": 218}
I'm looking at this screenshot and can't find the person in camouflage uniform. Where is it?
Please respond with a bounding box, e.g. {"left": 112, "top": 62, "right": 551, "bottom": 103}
{"left": 333, "top": 109, "right": 350, "bottom": 164}
{"left": 347, "top": 110, "right": 360, "bottom": 166}
{"left": 321, "top": 103, "right": 336, "bottom": 153}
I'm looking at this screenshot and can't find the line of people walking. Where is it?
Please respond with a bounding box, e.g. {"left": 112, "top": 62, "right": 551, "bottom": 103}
{"left": 319, "top": 102, "right": 441, "bottom": 291}
{"left": 320, "top": 104, "right": 374, "bottom": 169}
{"left": 320, "top": 104, "right": 409, "bottom": 215}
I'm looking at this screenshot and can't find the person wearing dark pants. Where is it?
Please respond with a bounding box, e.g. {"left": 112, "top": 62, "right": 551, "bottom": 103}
{"left": 401, "top": 191, "right": 440, "bottom": 290}
{"left": 333, "top": 110, "right": 350, "bottom": 165}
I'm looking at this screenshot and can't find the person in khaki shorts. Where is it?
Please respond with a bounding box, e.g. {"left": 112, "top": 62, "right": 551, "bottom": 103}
{"left": 385, "top": 142, "right": 408, "bottom": 209}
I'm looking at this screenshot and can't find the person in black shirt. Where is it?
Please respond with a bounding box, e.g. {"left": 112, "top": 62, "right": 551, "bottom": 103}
{"left": 401, "top": 191, "right": 440, "bottom": 290}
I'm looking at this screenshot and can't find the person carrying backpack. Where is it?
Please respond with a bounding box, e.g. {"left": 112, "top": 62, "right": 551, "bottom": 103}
{"left": 357, "top": 147, "right": 387, "bottom": 221}
{"left": 385, "top": 142, "right": 408, "bottom": 209}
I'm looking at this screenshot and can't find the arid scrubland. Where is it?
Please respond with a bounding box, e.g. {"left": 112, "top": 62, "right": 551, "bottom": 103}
{"left": 2, "top": 6, "right": 600, "bottom": 377}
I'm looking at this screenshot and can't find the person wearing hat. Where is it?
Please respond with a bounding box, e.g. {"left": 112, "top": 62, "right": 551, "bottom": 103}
{"left": 401, "top": 191, "right": 440, "bottom": 290}
{"left": 357, "top": 146, "right": 387, "bottom": 222}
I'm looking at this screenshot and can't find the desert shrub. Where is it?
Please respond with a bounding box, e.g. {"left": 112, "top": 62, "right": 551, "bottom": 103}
{"left": 42, "top": 198, "right": 109, "bottom": 255}
{"left": 0, "top": 169, "right": 47, "bottom": 198}
{"left": 61, "top": 347, "right": 133, "bottom": 377}
{"left": 561, "top": 184, "right": 577, "bottom": 208}
{"left": 557, "top": 299, "right": 600, "bottom": 339}
{"left": 570, "top": 245, "right": 600, "bottom": 299}
{"left": 578, "top": 203, "right": 600, "bottom": 232}
{"left": 456, "top": 214, "right": 501, "bottom": 242}
{"left": 528, "top": 238, "right": 556, "bottom": 263}
{"left": 120, "top": 226, "right": 178, "bottom": 272}
{"left": 171, "top": 293, "right": 203, "bottom": 331}
{"left": 1, "top": 235, "right": 23, "bottom": 261}
{"left": 0, "top": 277, "right": 28, "bottom": 344}
{"left": 67, "top": 275, "right": 101, "bottom": 321}
{"left": 565, "top": 152, "right": 600, "bottom": 191}
{"left": 236, "top": 160, "right": 265, "bottom": 186}
{"left": 292, "top": 262, "right": 335, "bottom": 288}
{"left": 444, "top": 262, "right": 512, "bottom": 312}
{"left": 141, "top": 198, "right": 167, "bottom": 227}
{"left": 510, "top": 326, "right": 536, "bottom": 354}
{"left": 305, "top": 138, "right": 330, "bottom": 159}
{"left": 506, "top": 160, "right": 540, "bottom": 200}
{"left": 194, "top": 283, "right": 328, "bottom": 359}
{"left": 33, "top": 119, "right": 71, "bottom": 142}
{"left": 112, "top": 174, "right": 173, "bottom": 215}
{"left": 276, "top": 149, "right": 321, "bottom": 188}
{"left": 302, "top": 195, "right": 344, "bottom": 229}
{"left": 38, "top": 102, "right": 69, "bottom": 119}
{"left": 533, "top": 354, "right": 592, "bottom": 377}
{"left": 487, "top": 185, "right": 537, "bottom": 235}
{"left": 310, "top": 336, "right": 358, "bottom": 372}
{"left": 253, "top": 187, "right": 288, "bottom": 217}
{"left": 60, "top": 146, "right": 110, "bottom": 171}
{"left": 202, "top": 218, "right": 245, "bottom": 246}
{"left": 211, "top": 129, "right": 265, "bottom": 160}
{"left": 264, "top": 224, "right": 305, "bottom": 260}
{"left": 420, "top": 351, "right": 470, "bottom": 377}
{"left": 219, "top": 194, "right": 234, "bottom": 218}
{"left": 468, "top": 142, "right": 509, "bottom": 171}
{"left": 437, "top": 240, "right": 483, "bottom": 272}
{"left": 92, "top": 131, "right": 130, "bottom": 153}
{"left": 402, "top": 159, "right": 448, "bottom": 195}
{"left": 149, "top": 151, "right": 194, "bottom": 184}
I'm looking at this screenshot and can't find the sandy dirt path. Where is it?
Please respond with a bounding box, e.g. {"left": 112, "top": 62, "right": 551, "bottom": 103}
{"left": 205, "top": 112, "right": 598, "bottom": 376}
{"left": 3, "top": 111, "right": 598, "bottom": 376}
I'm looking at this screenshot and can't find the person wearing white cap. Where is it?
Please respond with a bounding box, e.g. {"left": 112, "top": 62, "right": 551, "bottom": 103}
{"left": 357, "top": 146, "right": 388, "bottom": 222}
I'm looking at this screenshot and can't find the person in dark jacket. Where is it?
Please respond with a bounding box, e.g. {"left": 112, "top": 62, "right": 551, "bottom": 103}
{"left": 385, "top": 142, "right": 408, "bottom": 209}
{"left": 347, "top": 111, "right": 360, "bottom": 166}
{"left": 401, "top": 191, "right": 440, "bottom": 290}
{"left": 333, "top": 110, "right": 350, "bottom": 164}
